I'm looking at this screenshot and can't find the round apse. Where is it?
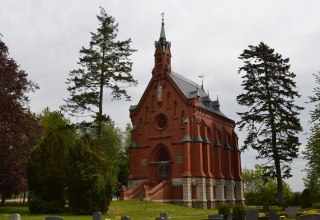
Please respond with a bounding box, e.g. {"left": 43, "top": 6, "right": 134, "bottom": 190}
{"left": 155, "top": 113, "right": 168, "bottom": 130}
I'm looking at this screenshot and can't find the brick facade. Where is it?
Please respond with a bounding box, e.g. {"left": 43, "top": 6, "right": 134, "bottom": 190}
{"left": 121, "top": 19, "right": 244, "bottom": 208}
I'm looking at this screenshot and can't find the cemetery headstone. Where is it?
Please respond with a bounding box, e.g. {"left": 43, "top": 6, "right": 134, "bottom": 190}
{"left": 245, "top": 210, "right": 259, "bottom": 220}
{"left": 45, "top": 217, "right": 63, "bottom": 220}
{"left": 160, "top": 212, "right": 168, "bottom": 220}
{"left": 9, "top": 214, "right": 20, "bottom": 220}
{"left": 269, "top": 212, "right": 280, "bottom": 220}
{"left": 285, "top": 207, "right": 299, "bottom": 219}
{"left": 93, "top": 212, "right": 102, "bottom": 220}
{"left": 297, "top": 214, "right": 320, "bottom": 220}
{"left": 263, "top": 202, "right": 270, "bottom": 212}
{"left": 208, "top": 214, "right": 224, "bottom": 220}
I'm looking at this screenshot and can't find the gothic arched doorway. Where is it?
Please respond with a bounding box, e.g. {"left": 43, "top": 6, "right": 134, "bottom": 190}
{"left": 157, "top": 149, "right": 170, "bottom": 182}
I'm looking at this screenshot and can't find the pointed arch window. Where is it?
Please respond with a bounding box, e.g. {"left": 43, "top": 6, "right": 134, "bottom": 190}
{"left": 174, "top": 101, "right": 177, "bottom": 117}
{"left": 139, "top": 118, "right": 143, "bottom": 133}
{"left": 151, "top": 95, "right": 155, "bottom": 111}
{"left": 181, "top": 111, "right": 185, "bottom": 127}
{"left": 167, "top": 92, "right": 171, "bottom": 108}
{"left": 145, "top": 107, "right": 149, "bottom": 122}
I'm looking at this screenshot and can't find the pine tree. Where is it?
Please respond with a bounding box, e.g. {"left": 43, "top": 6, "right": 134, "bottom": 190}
{"left": 62, "top": 7, "right": 137, "bottom": 139}
{"left": 303, "top": 72, "right": 320, "bottom": 192}
{"left": 237, "top": 42, "right": 303, "bottom": 205}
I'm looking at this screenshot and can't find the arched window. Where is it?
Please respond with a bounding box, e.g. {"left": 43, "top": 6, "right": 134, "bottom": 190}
{"left": 151, "top": 95, "right": 155, "bottom": 110}
{"left": 174, "top": 101, "right": 177, "bottom": 117}
{"left": 139, "top": 118, "right": 142, "bottom": 133}
{"left": 145, "top": 107, "right": 149, "bottom": 122}
{"left": 167, "top": 92, "right": 171, "bottom": 108}
{"left": 181, "top": 111, "right": 185, "bottom": 126}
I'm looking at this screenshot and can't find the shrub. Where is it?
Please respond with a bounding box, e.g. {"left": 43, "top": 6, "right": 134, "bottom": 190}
{"left": 67, "top": 141, "right": 114, "bottom": 214}
{"left": 28, "top": 195, "right": 65, "bottom": 213}
{"left": 218, "top": 202, "right": 230, "bottom": 220}
{"left": 312, "top": 203, "right": 320, "bottom": 209}
{"left": 301, "top": 188, "right": 312, "bottom": 208}
{"left": 233, "top": 204, "right": 245, "bottom": 220}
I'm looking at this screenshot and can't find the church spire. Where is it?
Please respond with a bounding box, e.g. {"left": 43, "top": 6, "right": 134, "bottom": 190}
{"left": 159, "top": 12, "right": 167, "bottom": 53}
{"left": 160, "top": 12, "right": 166, "bottom": 40}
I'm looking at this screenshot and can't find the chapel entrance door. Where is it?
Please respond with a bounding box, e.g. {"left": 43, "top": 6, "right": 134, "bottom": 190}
{"left": 157, "top": 149, "right": 170, "bottom": 182}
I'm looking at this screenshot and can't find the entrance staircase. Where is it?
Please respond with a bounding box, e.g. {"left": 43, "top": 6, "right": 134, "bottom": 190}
{"left": 121, "top": 180, "right": 171, "bottom": 201}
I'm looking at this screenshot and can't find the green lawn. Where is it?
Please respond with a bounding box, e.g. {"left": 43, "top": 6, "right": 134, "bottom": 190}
{"left": 0, "top": 201, "right": 218, "bottom": 220}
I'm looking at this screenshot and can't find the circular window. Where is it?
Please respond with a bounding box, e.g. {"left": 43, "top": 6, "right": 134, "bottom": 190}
{"left": 155, "top": 113, "right": 168, "bottom": 129}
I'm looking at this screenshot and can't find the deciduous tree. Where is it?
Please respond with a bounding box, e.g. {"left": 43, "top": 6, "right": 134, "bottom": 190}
{"left": 242, "top": 164, "right": 292, "bottom": 205}
{"left": 237, "top": 42, "right": 303, "bottom": 205}
{"left": 0, "top": 38, "right": 40, "bottom": 204}
{"left": 62, "top": 7, "right": 137, "bottom": 139}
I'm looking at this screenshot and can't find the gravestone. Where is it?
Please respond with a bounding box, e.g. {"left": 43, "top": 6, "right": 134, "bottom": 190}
{"left": 45, "top": 217, "right": 63, "bottom": 220}
{"left": 208, "top": 214, "right": 224, "bottom": 220}
{"left": 246, "top": 210, "right": 259, "bottom": 220}
{"left": 160, "top": 212, "right": 168, "bottom": 220}
{"left": 93, "top": 212, "right": 102, "bottom": 220}
{"left": 263, "top": 202, "right": 270, "bottom": 212}
{"left": 269, "top": 212, "right": 280, "bottom": 220}
{"left": 297, "top": 214, "right": 320, "bottom": 220}
{"left": 285, "top": 207, "right": 299, "bottom": 219}
{"left": 120, "top": 216, "right": 131, "bottom": 220}
{"left": 9, "top": 214, "right": 20, "bottom": 220}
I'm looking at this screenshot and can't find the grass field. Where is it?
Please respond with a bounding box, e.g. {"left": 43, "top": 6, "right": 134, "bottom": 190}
{"left": 0, "top": 200, "right": 218, "bottom": 220}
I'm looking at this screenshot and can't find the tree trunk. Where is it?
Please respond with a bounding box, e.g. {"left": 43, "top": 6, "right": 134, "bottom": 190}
{"left": 23, "top": 192, "right": 26, "bottom": 204}
{"left": 274, "top": 156, "right": 284, "bottom": 205}
{"left": 265, "top": 66, "right": 284, "bottom": 206}
{"left": 1, "top": 196, "right": 5, "bottom": 205}
{"left": 97, "top": 45, "right": 106, "bottom": 140}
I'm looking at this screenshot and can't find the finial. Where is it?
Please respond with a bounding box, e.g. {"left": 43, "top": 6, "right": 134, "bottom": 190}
{"left": 161, "top": 12, "right": 165, "bottom": 22}
{"left": 198, "top": 74, "right": 206, "bottom": 89}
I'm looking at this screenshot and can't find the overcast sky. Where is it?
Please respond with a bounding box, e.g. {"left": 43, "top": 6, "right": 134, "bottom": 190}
{"left": 1, "top": 0, "right": 320, "bottom": 192}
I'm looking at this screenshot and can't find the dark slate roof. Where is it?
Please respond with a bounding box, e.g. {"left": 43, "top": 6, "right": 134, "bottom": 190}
{"left": 170, "top": 72, "right": 227, "bottom": 118}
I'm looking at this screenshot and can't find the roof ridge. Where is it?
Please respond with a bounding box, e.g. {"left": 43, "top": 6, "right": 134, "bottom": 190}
{"left": 171, "top": 71, "right": 203, "bottom": 91}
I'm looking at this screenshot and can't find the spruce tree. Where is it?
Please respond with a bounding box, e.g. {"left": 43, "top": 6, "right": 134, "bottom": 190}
{"left": 237, "top": 42, "right": 303, "bottom": 205}
{"left": 303, "top": 72, "right": 320, "bottom": 192}
{"left": 62, "top": 7, "right": 137, "bottom": 139}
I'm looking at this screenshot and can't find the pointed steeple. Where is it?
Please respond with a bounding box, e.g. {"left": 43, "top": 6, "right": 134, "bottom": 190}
{"left": 153, "top": 13, "right": 171, "bottom": 77}
{"left": 159, "top": 12, "right": 167, "bottom": 53}
{"left": 160, "top": 12, "right": 166, "bottom": 40}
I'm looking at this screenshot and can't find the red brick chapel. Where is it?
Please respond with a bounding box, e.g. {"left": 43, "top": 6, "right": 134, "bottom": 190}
{"left": 120, "top": 17, "right": 244, "bottom": 209}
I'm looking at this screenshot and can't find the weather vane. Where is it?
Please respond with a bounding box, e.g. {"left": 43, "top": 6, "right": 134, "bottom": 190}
{"left": 161, "top": 12, "right": 165, "bottom": 22}
{"left": 198, "top": 74, "right": 206, "bottom": 89}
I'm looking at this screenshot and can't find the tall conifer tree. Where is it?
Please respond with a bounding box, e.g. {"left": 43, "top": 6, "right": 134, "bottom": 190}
{"left": 62, "top": 7, "right": 137, "bottom": 139}
{"left": 303, "top": 72, "right": 320, "bottom": 192}
{"left": 237, "top": 42, "right": 303, "bottom": 205}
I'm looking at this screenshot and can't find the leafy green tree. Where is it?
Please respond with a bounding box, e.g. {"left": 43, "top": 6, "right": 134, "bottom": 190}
{"left": 0, "top": 38, "right": 40, "bottom": 204}
{"left": 67, "top": 125, "right": 117, "bottom": 214}
{"left": 237, "top": 42, "right": 303, "bottom": 205}
{"left": 303, "top": 72, "right": 320, "bottom": 192}
{"left": 27, "top": 109, "right": 76, "bottom": 213}
{"left": 66, "top": 121, "right": 120, "bottom": 214}
{"left": 242, "top": 164, "right": 292, "bottom": 205}
{"left": 62, "top": 7, "right": 137, "bottom": 139}
{"left": 117, "top": 123, "right": 131, "bottom": 187}
{"left": 300, "top": 188, "right": 312, "bottom": 208}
